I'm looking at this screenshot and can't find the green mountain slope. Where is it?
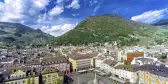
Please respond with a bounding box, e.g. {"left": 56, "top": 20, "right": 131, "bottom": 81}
{"left": 55, "top": 14, "right": 168, "bottom": 46}
{"left": 0, "top": 22, "right": 53, "bottom": 48}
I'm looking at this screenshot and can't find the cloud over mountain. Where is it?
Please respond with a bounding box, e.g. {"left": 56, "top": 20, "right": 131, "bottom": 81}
{"left": 131, "top": 8, "right": 168, "bottom": 23}
{"left": 0, "top": 0, "right": 80, "bottom": 37}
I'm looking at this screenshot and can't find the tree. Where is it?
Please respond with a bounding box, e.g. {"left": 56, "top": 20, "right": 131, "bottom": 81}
{"left": 26, "top": 77, "right": 31, "bottom": 84}
{"left": 159, "top": 54, "right": 167, "bottom": 60}
{"left": 124, "top": 60, "right": 130, "bottom": 65}
{"left": 32, "top": 72, "right": 35, "bottom": 84}
{"left": 56, "top": 73, "right": 62, "bottom": 84}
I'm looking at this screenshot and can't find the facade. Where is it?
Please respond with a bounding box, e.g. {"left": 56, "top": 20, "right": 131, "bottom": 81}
{"left": 137, "top": 64, "right": 168, "bottom": 84}
{"left": 3, "top": 70, "right": 39, "bottom": 84}
{"left": 114, "top": 64, "right": 139, "bottom": 84}
{"left": 102, "top": 47, "right": 121, "bottom": 62}
{"left": 41, "top": 56, "right": 70, "bottom": 74}
{"left": 101, "top": 59, "right": 117, "bottom": 74}
{"left": 69, "top": 52, "right": 97, "bottom": 72}
{"left": 42, "top": 68, "right": 63, "bottom": 84}
{"left": 25, "top": 56, "right": 70, "bottom": 74}
{"left": 1, "top": 68, "right": 63, "bottom": 84}
{"left": 95, "top": 58, "right": 103, "bottom": 68}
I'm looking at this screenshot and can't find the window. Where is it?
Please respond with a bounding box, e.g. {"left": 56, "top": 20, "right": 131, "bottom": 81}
{"left": 18, "top": 81, "right": 20, "bottom": 84}
{"left": 23, "top": 80, "right": 25, "bottom": 83}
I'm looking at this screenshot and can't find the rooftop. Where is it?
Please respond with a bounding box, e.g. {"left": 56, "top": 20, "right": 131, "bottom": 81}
{"left": 137, "top": 64, "right": 168, "bottom": 77}
{"left": 42, "top": 67, "right": 58, "bottom": 74}
{"left": 26, "top": 56, "right": 69, "bottom": 65}
{"left": 135, "top": 57, "right": 153, "bottom": 62}
{"left": 69, "top": 52, "right": 98, "bottom": 60}
{"left": 115, "top": 64, "right": 139, "bottom": 72}
{"left": 103, "top": 59, "right": 117, "bottom": 67}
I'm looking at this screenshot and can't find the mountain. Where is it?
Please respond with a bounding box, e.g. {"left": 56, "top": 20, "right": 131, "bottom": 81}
{"left": 153, "top": 19, "right": 168, "bottom": 26}
{"left": 55, "top": 14, "right": 168, "bottom": 46}
{"left": 0, "top": 22, "right": 54, "bottom": 49}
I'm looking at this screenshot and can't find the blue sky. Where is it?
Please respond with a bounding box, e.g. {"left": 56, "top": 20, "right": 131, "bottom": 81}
{"left": 0, "top": 0, "right": 168, "bottom": 36}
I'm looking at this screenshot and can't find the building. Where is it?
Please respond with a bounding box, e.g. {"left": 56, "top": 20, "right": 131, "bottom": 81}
{"left": 25, "top": 56, "right": 70, "bottom": 74}
{"left": 69, "top": 52, "right": 98, "bottom": 72}
{"left": 127, "top": 52, "right": 144, "bottom": 64}
{"left": 41, "top": 68, "right": 63, "bottom": 84}
{"left": 131, "top": 57, "right": 154, "bottom": 66}
{"left": 101, "top": 59, "right": 117, "bottom": 74}
{"left": 95, "top": 57, "right": 105, "bottom": 69}
{"left": 137, "top": 64, "right": 168, "bottom": 84}
{"left": 0, "top": 57, "right": 14, "bottom": 64}
{"left": 114, "top": 64, "right": 139, "bottom": 84}
{"left": 41, "top": 56, "right": 70, "bottom": 74}
{"left": 1, "top": 69, "right": 39, "bottom": 84}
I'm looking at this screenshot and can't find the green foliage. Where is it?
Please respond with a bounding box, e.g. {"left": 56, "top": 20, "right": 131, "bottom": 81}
{"left": 55, "top": 14, "right": 160, "bottom": 46}
{"left": 0, "top": 22, "right": 54, "bottom": 48}
{"left": 26, "top": 77, "right": 31, "bottom": 84}
{"left": 159, "top": 54, "right": 167, "bottom": 59}
{"left": 70, "top": 81, "right": 73, "bottom": 84}
{"left": 56, "top": 73, "right": 62, "bottom": 84}
{"left": 124, "top": 60, "right": 130, "bottom": 65}
{"left": 155, "top": 39, "right": 164, "bottom": 45}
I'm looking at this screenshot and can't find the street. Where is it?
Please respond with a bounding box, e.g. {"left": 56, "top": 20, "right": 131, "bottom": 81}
{"left": 69, "top": 72, "right": 118, "bottom": 84}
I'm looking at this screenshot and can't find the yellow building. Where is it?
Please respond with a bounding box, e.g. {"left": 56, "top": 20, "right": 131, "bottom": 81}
{"left": 3, "top": 70, "right": 39, "bottom": 84}
{"left": 69, "top": 52, "right": 97, "bottom": 72}
{"left": 42, "top": 68, "right": 63, "bottom": 84}
{"left": 138, "top": 64, "right": 168, "bottom": 84}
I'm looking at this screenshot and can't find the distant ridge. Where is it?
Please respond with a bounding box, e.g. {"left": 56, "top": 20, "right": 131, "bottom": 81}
{"left": 0, "top": 22, "right": 54, "bottom": 49}
{"left": 153, "top": 19, "right": 168, "bottom": 26}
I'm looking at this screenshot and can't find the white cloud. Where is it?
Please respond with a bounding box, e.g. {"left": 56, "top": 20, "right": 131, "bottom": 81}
{"left": 41, "top": 23, "right": 78, "bottom": 36}
{"left": 32, "top": 0, "right": 49, "bottom": 9}
{"left": 30, "top": 17, "right": 80, "bottom": 36}
{"left": 131, "top": 8, "right": 168, "bottom": 23}
{"left": 67, "top": 0, "right": 80, "bottom": 9}
{"left": 57, "top": 0, "right": 64, "bottom": 4}
{"left": 92, "top": 0, "right": 103, "bottom": 16}
{"left": 72, "top": 13, "right": 79, "bottom": 16}
{"left": 89, "top": 0, "right": 98, "bottom": 6}
{"left": 0, "top": 0, "right": 80, "bottom": 36}
{"left": 0, "top": 0, "right": 49, "bottom": 22}
{"left": 49, "top": 6, "right": 64, "bottom": 17}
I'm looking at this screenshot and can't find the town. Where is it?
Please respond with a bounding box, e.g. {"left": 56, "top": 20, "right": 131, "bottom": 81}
{"left": 0, "top": 42, "right": 168, "bottom": 84}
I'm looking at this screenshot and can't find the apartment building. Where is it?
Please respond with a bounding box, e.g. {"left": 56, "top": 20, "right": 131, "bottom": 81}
{"left": 69, "top": 52, "right": 98, "bottom": 72}
{"left": 137, "top": 64, "right": 168, "bottom": 84}
{"left": 1, "top": 70, "right": 39, "bottom": 84}
{"left": 114, "top": 64, "right": 139, "bottom": 84}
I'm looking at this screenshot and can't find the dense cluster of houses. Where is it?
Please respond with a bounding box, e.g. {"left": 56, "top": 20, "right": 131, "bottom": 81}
{"left": 0, "top": 44, "right": 168, "bottom": 84}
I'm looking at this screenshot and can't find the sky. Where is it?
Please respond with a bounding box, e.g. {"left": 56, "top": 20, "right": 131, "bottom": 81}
{"left": 0, "top": 0, "right": 168, "bottom": 36}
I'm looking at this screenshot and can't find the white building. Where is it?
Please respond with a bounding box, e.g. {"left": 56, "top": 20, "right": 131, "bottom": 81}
{"left": 101, "top": 59, "right": 117, "bottom": 74}
{"left": 95, "top": 58, "right": 103, "bottom": 68}
{"left": 114, "top": 64, "right": 139, "bottom": 84}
